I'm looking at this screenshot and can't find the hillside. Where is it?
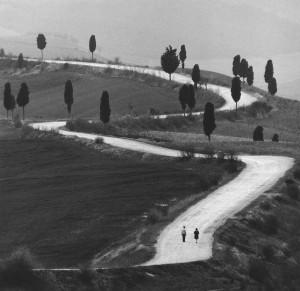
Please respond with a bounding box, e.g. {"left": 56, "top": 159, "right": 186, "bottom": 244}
{"left": 0, "top": 60, "right": 224, "bottom": 120}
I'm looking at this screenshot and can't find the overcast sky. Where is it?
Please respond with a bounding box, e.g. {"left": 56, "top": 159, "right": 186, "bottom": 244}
{"left": 0, "top": 0, "right": 300, "bottom": 66}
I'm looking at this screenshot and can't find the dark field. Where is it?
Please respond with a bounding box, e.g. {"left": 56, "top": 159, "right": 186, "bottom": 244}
{"left": 0, "top": 122, "right": 233, "bottom": 267}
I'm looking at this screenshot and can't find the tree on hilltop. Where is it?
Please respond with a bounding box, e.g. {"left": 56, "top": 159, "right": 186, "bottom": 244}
{"left": 268, "top": 77, "right": 277, "bottom": 96}
{"left": 203, "top": 102, "right": 216, "bottom": 142}
{"left": 17, "top": 83, "right": 30, "bottom": 120}
{"left": 232, "top": 55, "right": 241, "bottom": 76}
{"left": 37, "top": 34, "right": 47, "bottom": 60}
{"left": 240, "top": 58, "right": 248, "bottom": 82}
{"left": 231, "top": 76, "right": 241, "bottom": 113}
{"left": 191, "top": 64, "right": 201, "bottom": 90}
{"left": 247, "top": 66, "right": 254, "bottom": 86}
{"left": 64, "top": 80, "right": 74, "bottom": 117}
{"left": 179, "top": 45, "right": 187, "bottom": 70}
{"left": 89, "top": 35, "right": 96, "bottom": 61}
{"left": 161, "top": 45, "right": 180, "bottom": 81}
{"left": 264, "top": 60, "right": 274, "bottom": 83}
{"left": 100, "top": 90, "right": 111, "bottom": 123}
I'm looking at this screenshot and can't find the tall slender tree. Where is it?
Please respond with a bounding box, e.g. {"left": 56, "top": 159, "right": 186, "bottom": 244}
{"left": 17, "top": 53, "right": 24, "bottom": 69}
{"left": 187, "top": 84, "right": 196, "bottom": 114}
{"left": 3, "top": 82, "right": 12, "bottom": 119}
{"left": 89, "top": 35, "right": 96, "bottom": 61}
{"left": 100, "top": 91, "right": 111, "bottom": 123}
{"left": 64, "top": 80, "right": 74, "bottom": 117}
{"left": 179, "top": 84, "right": 189, "bottom": 116}
{"left": 37, "top": 34, "right": 47, "bottom": 60}
{"left": 10, "top": 95, "right": 15, "bottom": 119}
{"left": 231, "top": 76, "right": 241, "bottom": 113}
{"left": 191, "top": 64, "right": 201, "bottom": 90}
{"left": 264, "top": 60, "right": 274, "bottom": 83}
{"left": 17, "top": 83, "right": 30, "bottom": 120}
{"left": 240, "top": 58, "right": 248, "bottom": 82}
{"left": 179, "top": 45, "right": 187, "bottom": 70}
{"left": 247, "top": 66, "right": 254, "bottom": 86}
{"left": 203, "top": 102, "right": 216, "bottom": 142}
{"left": 268, "top": 77, "right": 277, "bottom": 96}
{"left": 161, "top": 45, "right": 180, "bottom": 81}
{"left": 232, "top": 55, "right": 241, "bottom": 76}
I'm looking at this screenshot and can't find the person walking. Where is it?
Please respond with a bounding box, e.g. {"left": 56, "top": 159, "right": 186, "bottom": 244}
{"left": 194, "top": 228, "right": 199, "bottom": 243}
{"left": 181, "top": 226, "right": 186, "bottom": 242}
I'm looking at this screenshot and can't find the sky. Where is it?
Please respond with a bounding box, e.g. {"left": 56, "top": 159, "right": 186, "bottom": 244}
{"left": 0, "top": 0, "right": 299, "bottom": 98}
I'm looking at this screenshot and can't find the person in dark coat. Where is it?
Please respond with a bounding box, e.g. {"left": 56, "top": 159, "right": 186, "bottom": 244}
{"left": 181, "top": 226, "right": 186, "bottom": 242}
{"left": 194, "top": 228, "right": 199, "bottom": 243}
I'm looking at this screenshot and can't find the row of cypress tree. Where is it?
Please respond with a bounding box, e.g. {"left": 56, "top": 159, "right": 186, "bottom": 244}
{"left": 3, "top": 83, "right": 29, "bottom": 120}
{"left": 36, "top": 33, "right": 97, "bottom": 61}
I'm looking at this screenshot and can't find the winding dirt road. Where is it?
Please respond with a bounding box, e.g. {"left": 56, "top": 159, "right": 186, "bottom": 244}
{"left": 29, "top": 60, "right": 294, "bottom": 266}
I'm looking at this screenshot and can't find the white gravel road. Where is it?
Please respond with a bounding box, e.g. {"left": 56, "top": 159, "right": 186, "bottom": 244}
{"left": 29, "top": 59, "right": 294, "bottom": 266}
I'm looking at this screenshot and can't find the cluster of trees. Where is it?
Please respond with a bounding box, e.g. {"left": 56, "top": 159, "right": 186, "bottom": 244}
{"left": 253, "top": 125, "right": 279, "bottom": 142}
{"left": 36, "top": 33, "right": 97, "bottom": 61}
{"left": 64, "top": 80, "right": 110, "bottom": 123}
{"left": 3, "top": 82, "right": 29, "bottom": 120}
{"left": 264, "top": 60, "right": 277, "bottom": 96}
{"left": 178, "top": 84, "right": 216, "bottom": 141}
{"left": 179, "top": 84, "right": 195, "bottom": 116}
{"left": 232, "top": 55, "right": 254, "bottom": 86}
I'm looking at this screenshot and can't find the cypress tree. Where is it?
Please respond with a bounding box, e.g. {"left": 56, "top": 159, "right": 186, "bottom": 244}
{"left": 191, "top": 64, "right": 201, "bottom": 90}
{"left": 161, "top": 45, "right": 180, "bottom": 81}
{"left": 187, "top": 84, "right": 196, "bottom": 114}
{"left": 3, "top": 82, "right": 12, "bottom": 119}
{"left": 179, "top": 45, "right": 187, "bottom": 70}
{"left": 240, "top": 58, "right": 248, "bottom": 82}
{"left": 264, "top": 60, "right": 274, "bottom": 83}
{"left": 37, "top": 34, "right": 47, "bottom": 60}
{"left": 100, "top": 90, "right": 111, "bottom": 124}
{"left": 179, "top": 84, "right": 189, "bottom": 116}
{"left": 17, "top": 83, "right": 30, "bottom": 120}
{"left": 231, "top": 76, "right": 241, "bottom": 113}
{"left": 268, "top": 77, "right": 277, "bottom": 96}
{"left": 203, "top": 102, "right": 216, "bottom": 142}
{"left": 89, "top": 35, "right": 96, "bottom": 61}
{"left": 10, "top": 95, "right": 16, "bottom": 119}
{"left": 64, "top": 80, "right": 74, "bottom": 117}
{"left": 247, "top": 66, "right": 254, "bottom": 86}
{"left": 232, "top": 55, "right": 241, "bottom": 76}
{"left": 17, "top": 53, "right": 24, "bottom": 69}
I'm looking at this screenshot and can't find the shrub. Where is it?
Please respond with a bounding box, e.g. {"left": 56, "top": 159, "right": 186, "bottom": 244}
{"left": 263, "top": 214, "right": 279, "bottom": 235}
{"left": 202, "top": 145, "right": 215, "bottom": 159}
{"left": 272, "top": 133, "right": 279, "bottom": 142}
{"left": 285, "top": 180, "right": 299, "bottom": 200}
{"left": 0, "top": 248, "right": 56, "bottom": 291}
{"left": 63, "top": 62, "right": 69, "bottom": 70}
{"left": 95, "top": 137, "right": 104, "bottom": 144}
{"left": 260, "top": 200, "right": 272, "bottom": 211}
{"left": 247, "top": 101, "right": 272, "bottom": 118}
{"left": 180, "top": 147, "right": 194, "bottom": 161}
{"left": 253, "top": 125, "right": 264, "bottom": 141}
{"left": 226, "top": 160, "right": 239, "bottom": 173}
{"left": 293, "top": 168, "right": 300, "bottom": 180}
{"left": 147, "top": 208, "right": 164, "bottom": 224}
{"left": 262, "top": 245, "right": 274, "bottom": 261}
{"left": 13, "top": 113, "right": 22, "bottom": 128}
{"left": 248, "top": 258, "right": 269, "bottom": 283}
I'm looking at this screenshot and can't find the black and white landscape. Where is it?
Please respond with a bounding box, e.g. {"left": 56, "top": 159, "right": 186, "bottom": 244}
{"left": 1, "top": 1, "right": 300, "bottom": 290}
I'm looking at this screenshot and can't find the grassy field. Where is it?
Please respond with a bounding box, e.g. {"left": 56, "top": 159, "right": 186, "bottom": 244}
{"left": 0, "top": 121, "right": 238, "bottom": 268}
{"left": 0, "top": 60, "right": 224, "bottom": 120}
